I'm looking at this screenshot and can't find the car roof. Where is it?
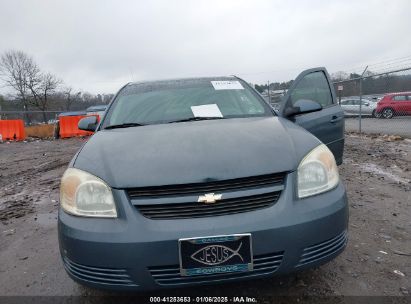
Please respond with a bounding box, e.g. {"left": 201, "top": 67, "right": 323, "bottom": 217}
{"left": 127, "top": 76, "right": 238, "bottom": 87}
{"left": 341, "top": 97, "right": 372, "bottom": 101}
{"left": 385, "top": 92, "right": 411, "bottom": 96}
{"left": 122, "top": 76, "right": 243, "bottom": 96}
{"left": 86, "top": 105, "right": 107, "bottom": 111}
{"left": 59, "top": 111, "right": 86, "bottom": 117}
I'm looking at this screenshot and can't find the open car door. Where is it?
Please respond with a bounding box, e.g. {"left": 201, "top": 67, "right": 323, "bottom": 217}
{"left": 278, "top": 67, "right": 344, "bottom": 165}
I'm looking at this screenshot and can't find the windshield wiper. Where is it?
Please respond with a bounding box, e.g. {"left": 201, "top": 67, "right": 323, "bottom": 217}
{"left": 167, "top": 117, "right": 224, "bottom": 124}
{"left": 104, "top": 122, "right": 145, "bottom": 130}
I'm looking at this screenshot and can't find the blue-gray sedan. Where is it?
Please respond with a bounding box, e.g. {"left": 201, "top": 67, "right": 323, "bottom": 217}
{"left": 58, "top": 67, "right": 348, "bottom": 291}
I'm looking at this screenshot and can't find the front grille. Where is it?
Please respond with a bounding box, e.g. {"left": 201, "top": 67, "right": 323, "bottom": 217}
{"left": 149, "top": 251, "right": 284, "bottom": 286}
{"left": 129, "top": 172, "right": 286, "bottom": 220}
{"left": 127, "top": 173, "right": 286, "bottom": 198}
{"left": 296, "top": 230, "right": 348, "bottom": 267}
{"left": 137, "top": 191, "right": 281, "bottom": 219}
{"left": 63, "top": 257, "right": 137, "bottom": 286}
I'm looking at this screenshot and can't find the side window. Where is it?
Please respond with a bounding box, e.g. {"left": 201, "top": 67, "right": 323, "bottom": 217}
{"left": 290, "top": 71, "right": 333, "bottom": 107}
{"left": 393, "top": 95, "right": 406, "bottom": 101}
{"left": 348, "top": 100, "right": 359, "bottom": 105}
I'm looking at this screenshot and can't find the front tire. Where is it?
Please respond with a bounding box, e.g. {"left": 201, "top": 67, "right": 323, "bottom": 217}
{"left": 382, "top": 108, "right": 394, "bottom": 119}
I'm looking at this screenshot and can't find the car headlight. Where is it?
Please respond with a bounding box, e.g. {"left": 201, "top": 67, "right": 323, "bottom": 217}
{"left": 297, "top": 144, "right": 339, "bottom": 199}
{"left": 60, "top": 168, "right": 117, "bottom": 217}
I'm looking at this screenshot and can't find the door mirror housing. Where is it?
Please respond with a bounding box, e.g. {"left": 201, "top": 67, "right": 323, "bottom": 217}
{"left": 78, "top": 116, "right": 98, "bottom": 132}
{"left": 284, "top": 99, "right": 322, "bottom": 117}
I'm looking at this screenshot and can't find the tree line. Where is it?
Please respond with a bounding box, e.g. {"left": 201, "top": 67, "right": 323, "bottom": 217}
{"left": 254, "top": 80, "right": 294, "bottom": 94}
{"left": 0, "top": 50, "right": 114, "bottom": 124}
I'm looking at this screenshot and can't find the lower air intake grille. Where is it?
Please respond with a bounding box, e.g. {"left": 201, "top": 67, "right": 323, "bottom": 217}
{"left": 296, "top": 230, "right": 348, "bottom": 267}
{"left": 63, "top": 257, "right": 137, "bottom": 286}
{"left": 149, "top": 251, "right": 284, "bottom": 286}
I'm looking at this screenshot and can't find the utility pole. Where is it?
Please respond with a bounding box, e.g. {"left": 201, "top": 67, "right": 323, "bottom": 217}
{"left": 359, "top": 66, "right": 368, "bottom": 134}
{"left": 337, "top": 85, "right": 343, "bottom": 105}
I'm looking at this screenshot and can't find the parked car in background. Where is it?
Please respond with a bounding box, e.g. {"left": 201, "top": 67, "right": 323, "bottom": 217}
{"left": 376, "top": 92, "right": 411, "bottom": 119}
{"left": 370, "top": 96, "right": 383, "bottom": 103}
{"left": 340, "top": 98, "right": 378, "bottom": 117}
{"left": 86, "top": 105, "right": 107, "bottom": 120}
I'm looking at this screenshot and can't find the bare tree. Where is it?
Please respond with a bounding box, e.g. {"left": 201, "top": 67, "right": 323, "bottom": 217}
{"left": 81, "top": 92, "right": 94, "bottom": 104}
{"left": 62, "top": 87, "right": 81, "bottom": 111}
{"left": 102, "top": 93, "right": 115, "bottom": 104}
{"left": 331, "top": 71, "right": 349, "bottom": 81}
{"left": 0, "top": 50, "right": 40, "bottom": 124}
{"left": 27, "top": 72, "right": 61, "bottom": 123}
{"left": 0, "top": 95, "right": 4, "bottom": 119}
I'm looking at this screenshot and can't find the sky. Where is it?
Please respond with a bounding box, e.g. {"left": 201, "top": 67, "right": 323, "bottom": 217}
{"left": 1, "top": 0, "right": 411, "bottom": 94}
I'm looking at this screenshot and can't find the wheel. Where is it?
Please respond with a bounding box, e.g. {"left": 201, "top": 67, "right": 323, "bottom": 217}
{"left": 382, "top": 108, "right": 394, "bottom": 119}
{"left": 372, "top": 110, "right": 382, "bottom": 118}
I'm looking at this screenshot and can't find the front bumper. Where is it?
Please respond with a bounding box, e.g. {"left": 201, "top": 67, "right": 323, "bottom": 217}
{"left": 58, "top": 173, "right": 348, "bottom": 291}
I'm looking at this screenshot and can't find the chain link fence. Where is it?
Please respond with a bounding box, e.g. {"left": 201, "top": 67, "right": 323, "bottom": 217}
{"left": 0, "top": 110, "right": 62, "bottom": 125}
{"left": 2, "top": 68, "right": 411, "bottom": 139}
{"left": 263, "top": 67, "right": 411, "bottom": 138}
{"left": 0, "top": 111, "right": 67, "bottom": 139}
{"left": 333, "top": 67, "right": 411, "bottom": 138}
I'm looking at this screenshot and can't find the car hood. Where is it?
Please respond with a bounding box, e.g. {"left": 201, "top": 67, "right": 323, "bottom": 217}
{"left": 73, "top": 117, "right": 320, "bottom": 188}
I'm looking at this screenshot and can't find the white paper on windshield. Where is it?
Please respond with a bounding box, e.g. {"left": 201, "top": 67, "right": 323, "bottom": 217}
{"left": 211, "top": 80, "right": 244, "bottom": 90}
{"left": 191, "top": 104, "right": 223, "bottom": 118}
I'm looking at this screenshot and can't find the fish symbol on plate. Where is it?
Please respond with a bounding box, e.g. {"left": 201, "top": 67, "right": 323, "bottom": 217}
{"left": 190, "top": 242, "right": 243, "bottom": 266}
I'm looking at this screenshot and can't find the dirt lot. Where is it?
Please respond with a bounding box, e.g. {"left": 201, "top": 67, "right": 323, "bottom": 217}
{"left": 345, "top": 117, "right": 411, "bottom": 138}
{"left": 0, "top": 134, "right": 410, "bottom": 299}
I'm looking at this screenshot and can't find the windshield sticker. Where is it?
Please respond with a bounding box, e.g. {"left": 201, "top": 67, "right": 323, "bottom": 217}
{"left": 191, "top": 104, "right": 223, "bottom": 118}
{"left": 211, "top": 81, "right": 244, "bottom": 90}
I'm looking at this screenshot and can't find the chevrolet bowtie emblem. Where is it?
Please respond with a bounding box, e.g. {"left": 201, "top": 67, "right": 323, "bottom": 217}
{"left": 198, "top": 193, "right": 222, "bottom": 204}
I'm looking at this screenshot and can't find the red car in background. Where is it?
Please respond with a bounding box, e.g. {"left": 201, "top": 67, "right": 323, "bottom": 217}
{"left": 376, "top": 92, "right": 411, "bottom": 118}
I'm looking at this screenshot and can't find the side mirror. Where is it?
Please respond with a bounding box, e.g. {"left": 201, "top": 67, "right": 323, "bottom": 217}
{"left": 364, "top": 102, "right": 370, "bottom": 106}
{"left": 284, "top": 99, "right": 322, "bottom": 117}
{"left": 78, "top": 116, "right": 98, "bottom": 132}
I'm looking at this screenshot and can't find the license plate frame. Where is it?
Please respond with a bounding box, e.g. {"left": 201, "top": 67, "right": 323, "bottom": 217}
{"left": 178, "top": 234, "right": 253, "bottom": 277}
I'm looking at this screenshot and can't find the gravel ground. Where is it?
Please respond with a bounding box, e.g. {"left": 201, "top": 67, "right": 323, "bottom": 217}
{"left": 0, "top": 135, "right": 410, "bottom": 299}
{"left": 345, "top": 117, "right": 411, "bottom": 138}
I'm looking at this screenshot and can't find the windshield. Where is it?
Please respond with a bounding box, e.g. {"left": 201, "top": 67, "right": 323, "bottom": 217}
{"left": 102, "top": 78, "right": 273, "bottom": 127}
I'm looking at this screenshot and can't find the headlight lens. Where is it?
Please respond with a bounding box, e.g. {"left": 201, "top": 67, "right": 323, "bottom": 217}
{"left": 60, "top": 168, "right": 117, "bottom": 217}
{"left": 297, "top": 144, "right": 339, "bottom": 198}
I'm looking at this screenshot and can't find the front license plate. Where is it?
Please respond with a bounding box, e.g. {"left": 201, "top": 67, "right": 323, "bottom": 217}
{"left": 179, "top": 234, "right": 253, "bottom": 276}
